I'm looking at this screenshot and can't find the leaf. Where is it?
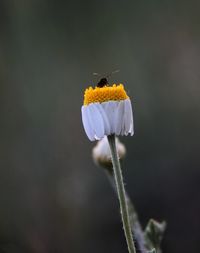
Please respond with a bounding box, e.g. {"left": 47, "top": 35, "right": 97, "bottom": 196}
{"left": 148, "top": 248, "right": 156, "bottom": 253}
{"left": 144, "top": 219, "right": 166, "bottom": 253}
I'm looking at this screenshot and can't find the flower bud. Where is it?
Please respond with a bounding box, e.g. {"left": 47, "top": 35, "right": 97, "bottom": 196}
{"left": 92, "top": 136, "right": 126, "bottom": 168}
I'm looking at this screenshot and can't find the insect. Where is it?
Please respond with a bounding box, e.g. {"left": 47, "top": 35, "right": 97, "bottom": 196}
{"left": 93, "top": 70, "right": 120, "bottom": 88}
{"left": 97, "top": 77, "right": 109, "bottom": 87}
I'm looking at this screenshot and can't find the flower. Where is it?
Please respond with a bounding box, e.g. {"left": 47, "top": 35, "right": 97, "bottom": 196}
{"left": 81, "top": 84, "right": 134, "bottom": 141}
{"left": 93, "top": 136, "right": 126, "bottom": 168}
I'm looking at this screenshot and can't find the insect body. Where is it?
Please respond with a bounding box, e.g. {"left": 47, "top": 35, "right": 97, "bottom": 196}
{"left": 95, "top": 70, "right": 119, "bottom": 88}
{"left": 97, "top": 78, "right": 109, "bottom": 88}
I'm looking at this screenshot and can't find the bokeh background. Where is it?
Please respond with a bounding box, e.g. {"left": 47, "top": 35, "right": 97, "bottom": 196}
{"left": 0, "top": 0, "right": 200, "bottom": 252}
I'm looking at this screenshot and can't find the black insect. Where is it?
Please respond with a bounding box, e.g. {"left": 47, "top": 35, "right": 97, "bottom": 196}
{"left": 94, "top": 70, "right": 120, "bottom": 88}
{"left": 97, "top": 77, "right": 109, "bottom": 88}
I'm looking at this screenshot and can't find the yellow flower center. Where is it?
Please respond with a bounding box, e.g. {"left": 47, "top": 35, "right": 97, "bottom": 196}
{"left": 83, "top": 84, "right": 129, "bottom": 106}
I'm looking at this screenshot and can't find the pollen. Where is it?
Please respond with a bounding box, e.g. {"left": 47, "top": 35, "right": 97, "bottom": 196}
{"left": 83, "top": 84, "right": 129, "bottom": 105}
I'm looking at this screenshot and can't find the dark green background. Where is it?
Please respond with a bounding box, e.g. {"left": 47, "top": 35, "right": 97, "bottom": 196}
{"left": 0, "top": 0, "right": 200, "bottom": 252}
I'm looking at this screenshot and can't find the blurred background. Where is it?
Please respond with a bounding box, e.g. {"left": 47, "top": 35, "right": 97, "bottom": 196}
{"left": 0, "top": 0, "right": 200, "bottom": 252}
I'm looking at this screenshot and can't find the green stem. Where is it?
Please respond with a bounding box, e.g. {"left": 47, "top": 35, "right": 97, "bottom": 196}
{"left": 107, "top": 134, "right": 136, "bottom": 253}
{"left": 104, "top": 169, "right": 147, "bottom": 253}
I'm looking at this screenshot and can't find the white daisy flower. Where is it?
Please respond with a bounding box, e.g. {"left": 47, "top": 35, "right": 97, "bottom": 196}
{"left": 81, "top": 83, "right": 134, "bottom": 141}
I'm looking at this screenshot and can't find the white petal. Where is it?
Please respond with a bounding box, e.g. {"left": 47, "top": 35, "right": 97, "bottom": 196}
{"left": 95, "top": 103, "right": 111, "bottom": 135}
{"left": 102, "top": 101, "right": 118, "bottom": 134}
{"left": 114, "top": 101, "right": 124, "bottom": 135}
{"left": 130, "top": 103, "right": 134, "bottom": 136}
{"left": 120, "top": 104, "right": 126, "bottom": 136}
{"left": 81, "top": 106, "right": 95, "bottom": 141}
{"left": 88, "top": 103, "right": 105, "bottom": 140}
{"left": 128, "top": 99, "right": 134, "bottom": 135}
{"left": 107, "top": 102, "right": 116, "bottom": 134}
{"left": 124, "top": 99, "right": 134, "bottom": 135}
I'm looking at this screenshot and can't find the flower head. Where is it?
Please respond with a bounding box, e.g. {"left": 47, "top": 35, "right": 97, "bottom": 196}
{"left": 81, "top": 84, "right": 134, "bottom": 141}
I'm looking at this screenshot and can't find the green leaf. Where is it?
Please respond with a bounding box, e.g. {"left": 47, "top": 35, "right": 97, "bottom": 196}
{"left": 148, "top": 249, "right": 156, "bottom": 253}
{"left": 144, "top": 219, "right": 166, "bottom": 253}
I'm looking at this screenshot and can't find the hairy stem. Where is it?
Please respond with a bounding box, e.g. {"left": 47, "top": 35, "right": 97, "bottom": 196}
{"left": 107, "top": 134, "right": 136, "bottom": 253}
{"left": 104, "top": 169, "right": 147, "bottom": 253}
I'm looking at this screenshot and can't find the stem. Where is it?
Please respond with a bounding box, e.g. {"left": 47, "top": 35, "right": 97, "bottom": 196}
{"left": 104, "top": 169, "right": 147, "bottom": 253}
{"left": 107, "top": 134, "right": 136, "bottom": 253}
